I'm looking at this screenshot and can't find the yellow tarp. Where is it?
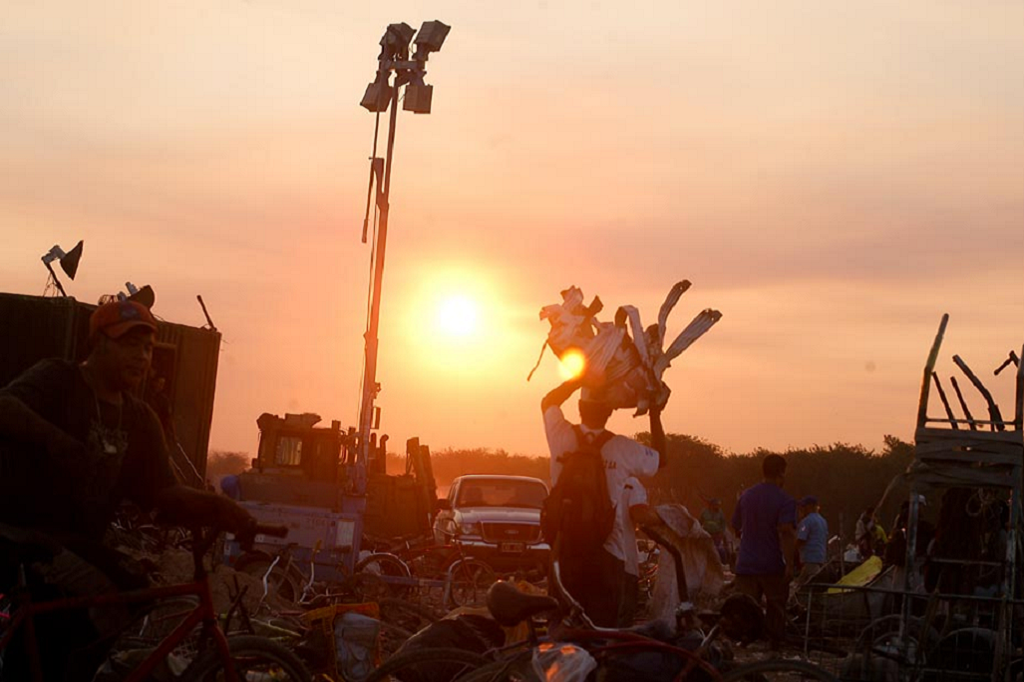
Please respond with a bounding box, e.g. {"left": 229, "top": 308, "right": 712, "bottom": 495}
{"left": 827, "top": 555, "right": 882, "bottom": 594}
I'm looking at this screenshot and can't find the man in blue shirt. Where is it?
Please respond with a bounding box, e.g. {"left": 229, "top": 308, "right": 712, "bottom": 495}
{"left": 794, "top": 495, "right": 828, "bottom": 592}
{"left": 731, "top": 454, "right": 797, "bottom": 648}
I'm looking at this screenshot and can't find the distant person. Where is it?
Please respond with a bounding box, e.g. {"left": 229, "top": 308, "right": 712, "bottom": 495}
{"left": 700, "top": 498, "right": 728, "bottom": 564}
{"left": 220, "top": 473, "right": 242, "bottom": 501}
{"left": 855, "top": 507, "right": 877, "bottom": 559}
{"left": 731, "top": 454, "right": 797, "bottom": 649}
{"left": 542, "top": 378, "right": 666, "bottom": 627}
{"left": 793, "top": 496, "right": 828, "bottom": 593}
{"left": 885, "top": 496, "right": 934, "bottom": 567}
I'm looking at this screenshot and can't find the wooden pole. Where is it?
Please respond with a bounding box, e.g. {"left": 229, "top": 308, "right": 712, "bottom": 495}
{"left": 917, "top": 314, "right": 949, "bottom": 429}
{"left": 953, "top": 355, "right": 1005, "bottom": 432}
{"left": 948, "top": 376, "right": 977, "bottom": 431}
{"left": 931, "top": 372, "right": 959, "bottom": 429}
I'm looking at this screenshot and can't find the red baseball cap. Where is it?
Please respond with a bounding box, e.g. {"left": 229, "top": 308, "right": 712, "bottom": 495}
{"left": 89, "top": 300, "right": 158, "bottom": 339}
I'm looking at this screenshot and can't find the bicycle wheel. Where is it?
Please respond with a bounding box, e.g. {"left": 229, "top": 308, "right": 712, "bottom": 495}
{"left": 355, "top": 553, "right": 414, "bottom": 600}
{"left": 237, "top": 558, "right": 302, "bottom": 603}
{"left": 446, "top": 559, "right": 496, "bottom": 609}
{"left": 183, "top": 634, "right": 311, "bottom": 681}
{"left": 361, "top": 647, "right": 491, "bottom": 682}
{"left": 722, "top": 659, "right": 837, "bottom": 682}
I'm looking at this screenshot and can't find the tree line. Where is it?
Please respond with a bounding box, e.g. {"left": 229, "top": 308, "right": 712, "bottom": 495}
{"left": 209, "top": 432, "right": 923, "bottom": 542}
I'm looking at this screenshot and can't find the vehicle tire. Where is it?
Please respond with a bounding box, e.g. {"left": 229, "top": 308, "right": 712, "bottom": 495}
{"left": 446, "top": 559, "right": 496, "bottom": 609}
{"left": 360, "top": 647, "right": 491, "bottom": 682}
{"left": 183, "top": 634, "right": 311, "bottom": 681}
{"left": 722, "top": 659, "right": 837, "bottom": 682}
{"left": 355, "top": 553, "right": 414, "bottom": 600}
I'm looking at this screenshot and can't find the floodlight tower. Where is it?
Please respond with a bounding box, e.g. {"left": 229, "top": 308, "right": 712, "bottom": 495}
{"left": 357, "top": 21, "right": 451, "bottom": 475}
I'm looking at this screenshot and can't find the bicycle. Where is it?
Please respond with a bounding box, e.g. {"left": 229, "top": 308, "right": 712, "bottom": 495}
{"left": 360, "top": 550, "right": 837, "bottom": 682}
{"left": 354, "top": 524, "right": 497, "bottom": 609}
{"left": 0, "top": 521, "right": 311, "bottom": 681}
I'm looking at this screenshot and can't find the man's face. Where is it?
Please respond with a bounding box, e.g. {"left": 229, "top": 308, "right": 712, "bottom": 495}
{"left": 97, "top": 328, "right": 155, "bottom": 390}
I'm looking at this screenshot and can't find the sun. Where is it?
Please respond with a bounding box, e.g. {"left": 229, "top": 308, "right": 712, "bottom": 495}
{"left": 436, "top": 295, "right": 479, "bottom": 337}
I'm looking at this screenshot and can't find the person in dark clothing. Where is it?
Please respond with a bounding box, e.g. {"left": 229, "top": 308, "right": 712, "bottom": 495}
{"left": 0, "top": 299, "right": 254, "bottom": 681}
{"left": 731, "top": 454, "right": 797, "bottom": 649}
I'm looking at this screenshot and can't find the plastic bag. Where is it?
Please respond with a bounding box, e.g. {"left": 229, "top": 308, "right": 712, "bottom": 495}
{"left": 335, "top": 612, "right": 381, "bottom": 681}
{"left": 531, "top": 643, "right": 597, "bottom": 682}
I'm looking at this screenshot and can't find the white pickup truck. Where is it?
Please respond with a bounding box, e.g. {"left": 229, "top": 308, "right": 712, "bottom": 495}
{"left": 433, "top": 474, "right": 551, "bottom": 575}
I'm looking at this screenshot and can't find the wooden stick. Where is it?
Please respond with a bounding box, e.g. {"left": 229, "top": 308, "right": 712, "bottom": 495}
{"left": 949, "top": 376, "right": 978, "bottom": 431}
{"left": 931, "top": 372, "right": 959, "bottom": 429}
{"left": 953, "top": 354, "right": 1005, "bottom": 432}
{"left": 1016, "top": 344, "right": 1023, "bottom": 430}
{"left": 917, "top": 314, "right": 949, "bottom": 429}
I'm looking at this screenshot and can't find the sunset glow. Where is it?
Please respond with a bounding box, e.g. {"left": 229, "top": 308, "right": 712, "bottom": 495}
{"left": 436, "top": 295, "right": 478, "bottom": 338}
{"left": 1, "top": 2, "right": 1021, "bottom": 459}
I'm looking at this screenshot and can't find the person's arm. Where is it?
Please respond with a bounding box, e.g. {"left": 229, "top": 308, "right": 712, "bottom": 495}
{"left": 0, "top": 395, "right": 83, "bottom": 457}
{"left": 649, "top": 406, "right": 668, "bottom": 469}
{"left": 779, "top": 523, "right": 798, "bottom": 580}
{"left": 731, "top": 498, "right": 743, "bottom": 538}
{"left": 153, "top": 484, "right": 254, "bottom": 533}
{"left": 630, "top": 503, "right": 662, "bottom": 528}
{"left": 540, "top": 379, "right": 582, "bottom": 412}
{"left": 796, "top": 520, "right": 809, "bottom": 555}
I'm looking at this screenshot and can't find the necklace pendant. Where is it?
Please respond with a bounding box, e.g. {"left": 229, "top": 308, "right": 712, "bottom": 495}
{"left": 102, "top": 439, "right": 118, "bottom": 455}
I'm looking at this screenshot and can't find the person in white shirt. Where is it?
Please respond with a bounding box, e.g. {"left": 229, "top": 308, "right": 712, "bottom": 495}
{"left": 616, "top": 476, "right": 659, "bottom": 625}
{"left": 542, "top": 378, "right": 666, "bottom": 626}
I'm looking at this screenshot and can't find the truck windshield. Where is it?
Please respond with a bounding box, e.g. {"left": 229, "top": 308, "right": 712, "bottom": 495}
{"left": 456, "top": 479, "right": 548, "bottom": 509}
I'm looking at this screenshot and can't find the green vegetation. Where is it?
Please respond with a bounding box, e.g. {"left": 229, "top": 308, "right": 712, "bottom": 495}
{"left": 208, "top": 433, "right": 918, "bottom": 541}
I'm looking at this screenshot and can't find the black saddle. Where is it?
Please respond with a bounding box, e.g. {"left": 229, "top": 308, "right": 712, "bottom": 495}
{"left": 0, "top": 524, "right": 59, "bottom": 567}
{"left": 486, "top": 580, "right": 558, "bottom": 627}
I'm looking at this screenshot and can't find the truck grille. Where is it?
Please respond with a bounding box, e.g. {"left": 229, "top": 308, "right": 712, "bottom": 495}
{"left": 481, "top": 523, "right": 541, "bottom": 544}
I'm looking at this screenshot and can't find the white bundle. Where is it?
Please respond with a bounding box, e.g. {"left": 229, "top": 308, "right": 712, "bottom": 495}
{"left": 536, "top": 281, "right": 722, "bottom": 415}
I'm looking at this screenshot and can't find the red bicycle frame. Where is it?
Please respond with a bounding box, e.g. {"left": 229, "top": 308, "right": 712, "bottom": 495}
{"left": 1, "top": 571, "right": 239, "bottom": 682}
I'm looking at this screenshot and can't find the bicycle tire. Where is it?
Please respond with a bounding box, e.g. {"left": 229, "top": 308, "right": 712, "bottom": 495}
{"left": 360, "top": 647, "right": 491, "bottom": 682}
{"left": 182, "top": 634, "right": 311, "bottom": 681}
{"left": 722, "top": 659, "right": 837, "bottom": 682}
{"left": 446, "top": 558, "right": 497, "bottom": 609}
{"left": 355, "top": 553, "right": 414, "bottom": 600}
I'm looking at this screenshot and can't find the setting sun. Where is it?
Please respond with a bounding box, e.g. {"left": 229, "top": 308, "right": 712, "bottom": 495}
{"left": 436, "top": 295, "right": 479, "bottom": 337}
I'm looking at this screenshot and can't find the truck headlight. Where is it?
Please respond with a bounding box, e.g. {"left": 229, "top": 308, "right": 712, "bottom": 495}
{"left": 459, "top": 522, "right": 480, "bottom": 536}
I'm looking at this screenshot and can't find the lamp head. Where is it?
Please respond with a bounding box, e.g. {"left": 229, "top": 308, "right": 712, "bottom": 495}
{"left": 379, "top": 22, "right": 416, "bottom": 60}
{"left": 413, "top": 21, "right": 451, "bottom": 60}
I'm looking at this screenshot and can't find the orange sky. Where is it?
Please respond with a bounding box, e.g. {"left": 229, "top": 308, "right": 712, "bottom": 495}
{"left": 2, "top": 1, "right": 1022, "bottom": 459}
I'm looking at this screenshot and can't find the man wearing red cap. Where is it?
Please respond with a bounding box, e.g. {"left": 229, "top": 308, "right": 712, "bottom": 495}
{"left": 0, "top": 300, "right": 254, "bottom": 679}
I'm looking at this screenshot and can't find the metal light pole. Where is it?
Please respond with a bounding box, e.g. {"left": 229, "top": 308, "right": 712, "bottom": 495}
{"left": 357, "top": 21, "right": 450, "bottom": 474}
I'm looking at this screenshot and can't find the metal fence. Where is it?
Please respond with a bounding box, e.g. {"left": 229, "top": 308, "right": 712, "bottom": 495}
{"left": 796, "top": 580, "right": 1023, "bottom": 681}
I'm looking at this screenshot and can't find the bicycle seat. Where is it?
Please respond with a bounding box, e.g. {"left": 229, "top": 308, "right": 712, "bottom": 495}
{"left": 0, "top": 524, "right": 60, "bottom": 567}
{"left": 486, "top": 580, "right": 558, "bottom": 627}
